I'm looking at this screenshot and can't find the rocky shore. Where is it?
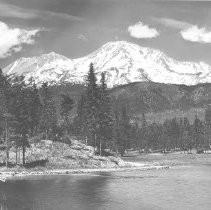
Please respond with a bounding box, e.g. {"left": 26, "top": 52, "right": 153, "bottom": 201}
{"left": 0, "top": 162, "right": 169, "bottom": 182}
{"left": 0, "top": 139, "right": 169, "bottom": 182}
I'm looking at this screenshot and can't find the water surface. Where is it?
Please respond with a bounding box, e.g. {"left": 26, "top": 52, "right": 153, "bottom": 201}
{"left": 0, "top": 155, "right": 211, "bottom": 210}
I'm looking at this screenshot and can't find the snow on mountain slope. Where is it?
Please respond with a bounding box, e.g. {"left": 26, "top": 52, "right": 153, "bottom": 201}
{"left": 3, "top": 41, "right": 211, "bottom": 87}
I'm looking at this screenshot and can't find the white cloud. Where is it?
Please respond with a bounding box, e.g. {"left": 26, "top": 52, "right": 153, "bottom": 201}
{"left": 155, "top": 17, "right": 211, "bottom": 44}
{"left": 0, "top": 21, "right": 40, "bottom": 58}
{"left": 128, "top": 21, "right": 159, "bottom": 39}
{"left": 181, "top": 25, "right": 211, "bottom": 43}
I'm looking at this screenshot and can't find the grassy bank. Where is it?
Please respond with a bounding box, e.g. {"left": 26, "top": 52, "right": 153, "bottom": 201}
{"left": 122, "top": 151, "right": 211, "bottom": 167}
{"left": 0, "top": 139, "right": 126, "bottom": 172}
{"left": 0, "top": 139, "right": 171, "bottom": 182}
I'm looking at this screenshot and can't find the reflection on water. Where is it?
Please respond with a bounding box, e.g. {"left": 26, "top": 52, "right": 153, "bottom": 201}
{"left": 0, "top": 163, "right": 211, "bottom": 210}
{"left": 0, "top": 175, "right": 109, "bottom": 210}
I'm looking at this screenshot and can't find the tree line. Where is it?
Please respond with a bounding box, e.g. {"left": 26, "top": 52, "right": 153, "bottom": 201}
{"left": 0, "top": 69, "right": 74, "bottom": 166}
{"left": 72, "top": 63, "right": 211, "bottom": 156}
{"left": 0, "top": 63, "right": 211, "bottom": 167}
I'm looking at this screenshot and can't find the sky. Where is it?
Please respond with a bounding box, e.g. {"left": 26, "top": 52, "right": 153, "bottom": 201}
{"left": 0, "top": 0, "right": 211, "bottom": 67}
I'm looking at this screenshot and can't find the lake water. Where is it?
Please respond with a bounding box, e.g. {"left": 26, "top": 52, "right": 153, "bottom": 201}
{"left": 0, "top": 155, "right": 211, "bottom": 210}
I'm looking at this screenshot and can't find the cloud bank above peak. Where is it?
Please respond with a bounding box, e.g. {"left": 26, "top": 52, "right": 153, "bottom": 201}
{"left": 181, "top": 25, "right": 211, "bottom": 44}
{"left": 156, "top": 17, "right": 211, "bottom": 44}
{"left": 0, "top": 21, "right": 40, "bottom": 58}
{"left": 128, "top": 21, "right": 159, "bottom": 39}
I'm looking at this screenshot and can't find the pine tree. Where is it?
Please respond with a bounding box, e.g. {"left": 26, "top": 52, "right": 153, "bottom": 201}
{"left": 0, "top": 69, "right": 12, "bottom": 167}
{"left": 162, "top": 119, "right": 171, "bottom": 153}
{"left": 0, "top": 82, "right": 7, "bottom": 132}
{"left": 74, "top": 94, "right": 88, "bottom": 138}
{"left": 205, "top": 106, "right": 211, "bottom": 127}
{"left": 118, "top": 105, "right": 131, "bottom": 156}
{"left": 139, "top": 112, "right": 148, "bottom": 151}
{"left": 98, "top": 72, "right": 113, "bottom": 155}
{"left": 84, "top": 63, "right": 100, "bottom": 147}
{"left": 29, "top": 83, "right": 42, "bottom": 135}
{"left": 170, "top": 118, "right": 180, "bottom": 149}
{"left": 0, "top": 86, "right": 8, "bottom": 165}
{"left": 10, "top": 78, "right": 31, "bottom": 165}
{"left": 193, "top": 115, "right": 204, "bottom": 150}
{"left": 61, "top": 94, "right": 74, "bottom": 117}
{"left": 179, "top": 117, "right": 191, "bottom": 152}
{"left": 150, "top": 122, "right": 163, "bottom": 151}
{"left": 113, "top": 110, "right": 124, "bottom": 155}
{"left": 40, "top": 82, "right": 57, "bottom": 140}
{"left": 205, "top": 106, "right": 211, "bottom": 150}
{"left": 129, "top": 121, "right": 139, "bottom": 149}
{"left": 60, "top": 93, "right": 74, "bottom": 133}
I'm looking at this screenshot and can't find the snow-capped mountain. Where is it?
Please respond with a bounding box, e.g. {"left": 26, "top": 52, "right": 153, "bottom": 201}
{"left": 3, "top": 41, "right": 211, "bottom": 87}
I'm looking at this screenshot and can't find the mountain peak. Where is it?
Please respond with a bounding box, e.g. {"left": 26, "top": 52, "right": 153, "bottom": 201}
{"left": 3, "top": 41, "right": 211, "bottom": 87}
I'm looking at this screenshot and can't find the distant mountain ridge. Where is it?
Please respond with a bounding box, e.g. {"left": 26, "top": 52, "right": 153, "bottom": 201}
{"left": 3, "top": 41, "right": 211, "bottom": 87}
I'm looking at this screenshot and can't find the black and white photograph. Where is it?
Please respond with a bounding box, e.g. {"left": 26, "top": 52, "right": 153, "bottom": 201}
{"left": 0, "top": 0, "right": 211, "bottom": 209}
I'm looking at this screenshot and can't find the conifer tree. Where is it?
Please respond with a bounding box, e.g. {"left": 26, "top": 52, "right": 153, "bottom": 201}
{"left": 162, "top": 119, "right": 171, "bottom": 152}
{"left": 140, "top": 112, "right": 148, "bottom": 150}
{"left": 40, "top": 82, "right": 57, "bottom": 140}
{"left": 74, "top": 94, "right": 88, "bottom": 138}
{"left": 205, "top": 106, "right": 211, "bottom": 150}
{"left": 98, "top": 72, "right": 113, "bottom": 155}
{"left": 0, "top": 71, "right": 7, "bottom": 132}
{"left": 10, "top": 77, "right": 31, "bottom": 165}
{"left": 118, "top": 105, "right": 131, "bottom": 156}
{"left": 29, "top": 83, "right": 42, "bottom": 135}
{"left": 170, "top": 118, "right": 180, "bottom": 149}
{"left": 0, "top": 69, "right": 12, "bottom": 167}
{"left": 85, "top": 63, "right": 100, "bottom": 147}
{"left": 113, "top": 110, "right": 124, "bottom": 154}
{"left": 60, "top": 93, "right": 74, "bottom": 133}
{"left": 61, "top": 94, "right": 74, "bottom": 117}
{"left": 193, "top": 115, "right": 204, "bottom": 149}
{"left": 205, "top": 106, "right": 211, "bottom": 127}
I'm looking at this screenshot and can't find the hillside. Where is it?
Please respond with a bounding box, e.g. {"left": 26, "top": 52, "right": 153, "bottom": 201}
{"left": 110, "top": 81, "right": 211, "bottom": 123}
{"left": 111, "top": 81, "right": 211, "bottom": 112}
{"left": 42, "top": 81, "right": 211, "bottom": 125}
{"left": 0, "top": 138, "right": 125, "bottom": 170}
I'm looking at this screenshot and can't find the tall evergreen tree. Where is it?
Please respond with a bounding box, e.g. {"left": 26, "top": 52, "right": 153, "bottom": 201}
{"left": 205, "top": 106, "right": 211, "bottom": 127}
{"left": 40, "top": 82, "right": 57, "bottom": 140}
{"left": 10, "top": 78, "right": 31, "bottom": 165}
{"left": 0, "top": 69, "right": 12, "bottom": 167}
{"left": 0, "top": 79, "right": 7, "bottom": 132}
{"left": 60, "top": 93, "right": 74, "bottom": 133}
{"left": 192, "top": 115, "right": 204, "bottom": 149}
{"left": 178, "top": 117, "right": 192, "bottom": 152}
{"left": 139, "top": 112, "right": 148, "bottom": 150}
{"left": 29, "top": 83, "right": 42, "bottom": 135}
{"left": 205, "top": 106, "right": 211, "bottom": 150}
{"left": 115, "top": 105, "right": 131, "bottom": 156}
{"left": 74, "top": 94, "right": 88, "bottom": 138}
{"left": 98, "top": 72, "right": 113, "bottom": 155}
{"left": 60, "top": 94, "right": 74, "bottom": 117}
{"left": 162, "top": 119, "right": 172, "bottom": 152}
{"left": 84, "top": 63, "right": 100, "bottom": 147}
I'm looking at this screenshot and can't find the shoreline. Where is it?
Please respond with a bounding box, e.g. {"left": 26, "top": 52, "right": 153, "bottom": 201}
{"left": 0, "top": 162, "right": 169, "bottom": 182}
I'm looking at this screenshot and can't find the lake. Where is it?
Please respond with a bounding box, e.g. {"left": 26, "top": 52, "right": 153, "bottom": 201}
{"left": 0, "top": 154, "right": 211, "bottom": 210}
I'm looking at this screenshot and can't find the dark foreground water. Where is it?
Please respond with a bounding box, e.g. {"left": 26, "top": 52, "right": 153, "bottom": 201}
{"left": 0, "top": 155, "right": 211, "bottom": 210}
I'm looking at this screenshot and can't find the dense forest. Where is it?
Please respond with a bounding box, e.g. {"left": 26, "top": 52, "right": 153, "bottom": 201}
{"left": 0, "top": 63, "right": 211, "bottom": 167}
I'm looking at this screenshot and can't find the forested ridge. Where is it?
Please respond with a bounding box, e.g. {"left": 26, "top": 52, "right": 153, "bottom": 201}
{"left": 0, "top": 63, "right": 211, "bottom": 168}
